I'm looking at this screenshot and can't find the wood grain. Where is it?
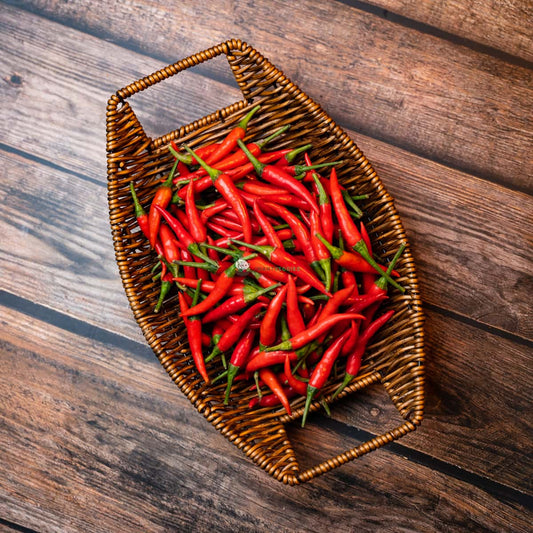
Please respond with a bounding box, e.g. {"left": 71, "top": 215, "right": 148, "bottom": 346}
{"left": 8, "top": 0, "right": 533, "bottom": 192}
{"left": 0, "top": 6, "right": 531, "bottom": 339}
{"left": 2, "top": 304, "right": 531, "bottom": 533}
{"left": 363, "top": 0, "right": 533, "bottom": 63}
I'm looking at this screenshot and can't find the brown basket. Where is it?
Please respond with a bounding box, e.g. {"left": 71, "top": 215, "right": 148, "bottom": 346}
{"left": 106, "top": 39, "right": 425, "bottom": 484}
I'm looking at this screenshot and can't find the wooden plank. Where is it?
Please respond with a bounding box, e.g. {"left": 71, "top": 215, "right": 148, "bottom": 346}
{"left": 362, "top": 0, "right": 533, "bottom": 63}
{"left": 0, "top": 6, "right": 531, "bottom": 339}
{"left": 2, "top": 304, "right": 531, "bottom": 532}
{"left": 8, "top": 1, "right": 533, "bottom": 192}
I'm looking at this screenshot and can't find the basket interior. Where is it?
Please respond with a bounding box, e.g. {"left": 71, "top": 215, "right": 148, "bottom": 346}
{"left": 107, "top": 40, "right": 425, "bottom": 484}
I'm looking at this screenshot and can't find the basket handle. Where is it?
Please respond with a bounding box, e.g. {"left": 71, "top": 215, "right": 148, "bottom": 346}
{"left": 277, "top": 371, "right": 424, "bottom": 484}
{"left": 123, "top": 40, "right": 250, "bottom": 102}
{"left": 296, "top": 419, "right": 419, "bottom": 483}
{"left": 106, "top": 39, "right": 264, "bottom": 156}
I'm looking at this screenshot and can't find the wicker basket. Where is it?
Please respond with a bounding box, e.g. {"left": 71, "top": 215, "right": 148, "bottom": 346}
{"left": 106, "top": 39, "right": 425, "bottom": 484}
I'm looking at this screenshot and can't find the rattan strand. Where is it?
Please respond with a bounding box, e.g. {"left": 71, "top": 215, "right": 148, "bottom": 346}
{"left": 106, "top": 39, "right": 425, "bottom": 484}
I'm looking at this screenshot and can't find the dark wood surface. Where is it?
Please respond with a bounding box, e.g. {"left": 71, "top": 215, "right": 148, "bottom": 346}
{"left": 1, "top": 1, "right": 531, "bottom": 531}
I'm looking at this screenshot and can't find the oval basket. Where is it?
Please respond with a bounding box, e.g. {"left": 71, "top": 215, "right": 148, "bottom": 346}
{"left": 106, "top": 39, "right": 425, "bottom": 485}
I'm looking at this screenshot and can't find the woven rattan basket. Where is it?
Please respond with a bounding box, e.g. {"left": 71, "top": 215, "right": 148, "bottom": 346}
{"left": 106, "top": 39, "right": 425, "bottom": 484}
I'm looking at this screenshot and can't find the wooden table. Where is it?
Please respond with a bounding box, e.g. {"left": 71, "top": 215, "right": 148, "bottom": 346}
{"left": 1, "top": 1, "right": 532, "bottom": 531}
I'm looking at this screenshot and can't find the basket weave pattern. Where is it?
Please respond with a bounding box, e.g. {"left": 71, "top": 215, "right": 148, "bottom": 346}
{"left": 106, "top": 39, "right": 425, "bottom": 484}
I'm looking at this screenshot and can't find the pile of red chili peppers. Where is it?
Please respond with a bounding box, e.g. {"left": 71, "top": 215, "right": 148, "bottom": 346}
{"left": 130, "top": 105, "right": 406, "bottom": 426}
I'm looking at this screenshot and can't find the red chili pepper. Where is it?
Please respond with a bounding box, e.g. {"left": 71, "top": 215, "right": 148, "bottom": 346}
{"left": 171, "top": 204, "right": 191, "bottom": 230}
{"left": 185, "top": 179, "right": 207, "bottom": 243}
{"left": 284, "top": 355, "right": 308, "bottom": 396}
{"left": 329, "top": 168, "right": 404, "bottom": 292}
{"left": 239, "top": 190, "right": 311, "bottom": 211}
{"left": 159, "top": 224, "right": 181, "bottom": 264}
{"left": 205, "top": 235, "right": 220, "bottom": 264}
{"left": 203, "top": 105, "right": 260, "bottom": 166}
{"left": 301, "top": 326, "right": 353, "bottom": 427}
{"left": 212, "top": 319, "right": 231, "bottom": 345}
{"left": 207, "top": 215, "right": 249, "bottom": 234}
{"left": 259, "top": 283, "right": 288, "bottom": 347}
{"left": 226, "top": 314, "right": 263, "bottom": 329}
{"left": 248, "top": 386, "right": 299, "bottom": 409}
{"left": 340, "top": 319, "right": 360, "bottom": 357}
{"left": 154, "top": 205, "right": 217, "bottom": 267}
{"left": 194, "top": 254, "right": 212, "bottom": 282}
{"left": 181, "top": 256, "right": 255, "bottom": 317}
{"left": 253, "top": 201, "right": 283, "bottom": 249}
{"left": 341, "top": 270, "right": 358, "bottom": 294}
{"left": 209, "top": 302, "right": 265, "bottom": 360}
{"left": 253, "top": 228, "right": 293, "bottom": 247}
{"left": 286, "top": 275, "right": 306, "bottom": 336}
{"left": 245, "top": 350, "right": 298, "bottom": 374}
{"left": 172, "top": 277, "right": 245, "bottom": 296}
{"left": 237, "top": 139, "right": 319, "bottom": 213}
{"left": 317, "top": 285, "right": 354, "bottom": 322}
{"left": 200, "top": 199, "right": 228, "bottom": 221}
{"left": 217, "top": 209, "right": 261, "bottom": 233}
{"left": 232, "top": 240, "right": 330, "bottom": 296}
{"left": 169, "top": 139, "right": 221, "bottom": 166}
{"left": 238, "top": 180, "right": 289, "bottom": 196}
{"left": 201, "top": 332, "right": 211, "bottom": 347}
{"left": 184, "top": 146, "right": 253, "bottom": 243}
{"left": 310, "top": 210, "right": 332, "bottom": 292}
{"left": 202, "top": 283, "right": 279, "bottom": 324}
{"left": 344, "top": 293, "right": 388, "bottom": 312}
{"left": 206, "top": 220, "right": 241, "bottom": 239}
{"left": 258, "top": 368, "right": 292, "bottom": 415}
{"left": 148, "top": 161, "right": 178, "bottom": 247}
{"left": 331, "top": 310, "right": 395, "bottom": 400}
{"left": 306, "top": 303, "right": 323, "bottom": 329}
{"left": 130, "top": 181, "right": 150, "bottom": 238}
{"left": 247, "top": 256, "right": 290, "bottom": 284}
{"left": 214, "top": 234, "right": 243, "bottom": 248}
{"left": 224, "top": 329, "right": 256, "bottom": 404}
{"left": 265, "top": 313, "right": 364, "bottom": 352}
{"left": 259, "top": 200, "right": 317, "bottom": 266}
{"left": 179, "top": 282, "right": 210, "bottom": 384}
{"left": 179, "top": 248, "right": 196, "bottom": 279}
